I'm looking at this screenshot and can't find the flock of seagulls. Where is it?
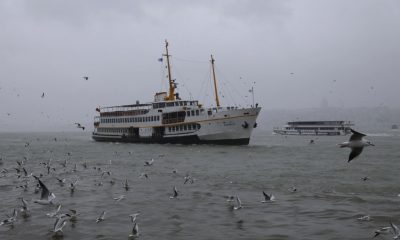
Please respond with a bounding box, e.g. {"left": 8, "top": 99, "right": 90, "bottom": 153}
{"left": 0, "top": 140, "right": 284, "bottom": 238}
{"left": 337, "top": 129, "right": 400, "bottom": 239}
{"left": 0, "top": 140, "right": 149, "bottom": 238}
{"left": 0, "top": 127, "right": 394, "bottom": 239}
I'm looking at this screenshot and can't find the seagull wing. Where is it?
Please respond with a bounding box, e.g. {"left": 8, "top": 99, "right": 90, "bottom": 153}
{"left": 236, "top": 196, "right": 242, "bottom": 207}
{"left": 53, "top": 217, "right": 64, "bottom": 232}
{"left": 348, "top": 147, "right": 364, "bottom": 162}
{"left": 132, "top": 222, "right": 139, "bottom": 235}
{"left": 349, "top": 129, "right": 366, "bottom": 141}
{"left": 38, "top": 179, "right": 51, "bottom": 200}
{"left": 262, "top": 191, "right": 270, "bottom": 201}
{"left": 21, "top": 198, "right": 28, "bottom": 208}
{"left": 391, "top": 222, "right": 400, "bottom": 235}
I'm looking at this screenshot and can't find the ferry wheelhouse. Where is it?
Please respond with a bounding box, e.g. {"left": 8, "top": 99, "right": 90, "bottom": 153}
{"left": 92, "top": 41, "right": 261, "bottom": 145}
{"left": 273, "top": 121, "right": 353, "bottom": 136}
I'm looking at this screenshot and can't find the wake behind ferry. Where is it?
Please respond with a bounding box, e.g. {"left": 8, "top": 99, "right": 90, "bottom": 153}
{"left": 92, "top": 41, "right": 261, "bottom": 145}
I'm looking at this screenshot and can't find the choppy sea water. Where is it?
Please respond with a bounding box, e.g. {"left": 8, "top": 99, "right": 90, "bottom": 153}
{"left": 0, "top": 130, "right": 400, "bottom": 240}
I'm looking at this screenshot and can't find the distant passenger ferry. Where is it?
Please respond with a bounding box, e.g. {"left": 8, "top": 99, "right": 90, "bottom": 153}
{"left": 273, "top": 121, "right": 353, "bottom": 136}
{"left": 92, "top": 41, "right": 261, "bottom": 145}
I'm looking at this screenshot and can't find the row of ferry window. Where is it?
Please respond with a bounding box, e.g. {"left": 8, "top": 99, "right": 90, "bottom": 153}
{"left": 168, "top": 124, "right": 200, "bottom": 132}
{"left": 97, "top": 128, "right": 128, "bottom": 133}
{"left": 186, "top": 110, "right": 200, "bottom": 117}
{"left": 286, "top": 127, "right": 337, "bottom": 130}
{"left": 153, "top": 101, "right": 198, "bottom": 109}
{"left": 101, "top": 116, "right": 160, "bottom": 124}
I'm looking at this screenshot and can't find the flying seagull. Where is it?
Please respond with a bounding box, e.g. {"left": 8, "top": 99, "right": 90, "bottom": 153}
{"left": 56, "top": 177, "right": 66, "bottom": 186}
{"left": 391, "top": 222, "right": 400, "bottom": 239}
{"left": 184, "top": 173, "right": 194, "bottom": 184}
{"left": 261, "top": 191, "right": 275, "bottom": 203}
{"left": 46, "top": 204, "right": 62, "bottom": 218}
{"left": 144, "top": 158, "right": 154, "bottom": 166}
{"left": 69, "top": 179, "right": 78, "bottom": 193}
{"left": 124, "top": 179, "right": 129, "bottom": 190}
{"left": 83, "top": 76, "right": 89, "bottom": 81}
{"left": 170, "top": 186, "right": 178, "bottom": 199}
{"left": 338, "top": 129, "right": 374, "bottom": 162}
{"left": 19, "top": 197, "right": 29, "bottom": 215}
{"left": 101, "top": 171, "right": 111, "bottom": 178}
{"left": 129, "top": 213, "right": 140, "bottom": 223}
{"left": 53, "top": 215, "right": 69, "bottom": 233}
{"left": 373, "top": 226, "right": 391, "bottom": 238}
{"left": 68, "top": 209, "right": 79, "bottom": 221}
{"left": 74, "top": 123, "right": 85, "bottom": 131}
{"left": 114, "top": 195, "right": 125, "bottom": 202}
{"left": 361, "top": 176, "right": 370, "bottom": 181}
{"left": 357, "top": 215, "right": 370, "bottom": 221}
{"left": 96, "top": 211, "right": 106, "bottom": 223}
{"left": 129, "top": 222, "right": 139, "bottom": 237}
{"left": 139, "top": 172, "right": 149, "bottom": 179}
{"left": 0, "top": 209, "right": 18, "bottom": 226}
{"left": 33, "top": 177, "right": 56, "bottom": 205}
{"left": 41, "top": 92, "right": 45, "bottom": 98}
{"left": 233, "top": 196, "right": 242, "bottom": 210}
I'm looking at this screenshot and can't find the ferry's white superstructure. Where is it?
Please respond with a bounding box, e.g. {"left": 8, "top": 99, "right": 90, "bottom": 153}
{"left": 92, "top": 41, "right": 261, "bottom": 145}
{"left": 273, "top": 121, "right": 353, "bottom": 136}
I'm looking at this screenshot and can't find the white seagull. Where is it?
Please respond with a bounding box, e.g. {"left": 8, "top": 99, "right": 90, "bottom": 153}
{"left": 357, "top": 215, "right": 370, "bottom": 221}
{"left": 391, "top": 222, "right": 400, "bottom": 239}
{"left": 19, "top": 197, "right": 29, "bottom": 215}
{"left": 46, "top": 204, "right": 62, "bottom": 218}
{"left": 96, "top": 211, "right": 106, "bottom": 223}
{"left": 52, "top": 215, "right": 69, "bottom": 233}
{"left": 0, "top": 209, "right": 17, "bottom": 226}
{"left": 129, "top": 213, "right": 140, "bottom": 223}
{"left": 124, "top": 179, "right": 129, "bottom": 190}
{"left": 261, "top": 191, "right": 275, "bottom": 203}
{"left": 233, "top": 196, "right": 242, "bottom": 210}
{"left": 184, "top": 174, "right": 194, "bottom": 184}
{"left": 114, "top": 195, "right": 125, "bottom": 202}
{"left": 56, "top": 177, "right": 66, "bottom": 186}
{"left": 129, "top": 222, "right": 139, "bottom": 237}
{"left": 33, "top": 178, "right": 56, "bottom": 205}
{"left": 144, "top": 158, "right": 154, "bottom": 166}
{"left": 339, "top": 129, "right": 374, "bottom": 162}
{"left": 373, "top": 226, "right": 391, "bottom": 238}
{"left": 69, "top": 179, "right": 78, "bottom": 193}
{"left": 170, "top": 186, "right": 179, "bottom": 199}
{"left": 139, "top": 172, "right": 149, "bottom": 179}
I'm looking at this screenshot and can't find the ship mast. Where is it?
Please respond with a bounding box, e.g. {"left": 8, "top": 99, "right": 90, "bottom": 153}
{"left": 163, "top": 40, "right": 175, "bottom": 101}
{"left": 210, "top": 55, "right": 220, "bottom": 107}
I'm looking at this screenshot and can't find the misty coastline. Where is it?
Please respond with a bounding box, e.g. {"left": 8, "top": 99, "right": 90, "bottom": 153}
{"left": 1, "top": 106, "right": 399, "bottom": 133}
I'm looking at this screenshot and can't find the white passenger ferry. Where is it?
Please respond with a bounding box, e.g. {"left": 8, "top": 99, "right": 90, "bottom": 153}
{"left": 92, "top": 41, "right": 261, "bottom": 145}
{"left": 273, "top": 121, "right": 353, "bottom": 136}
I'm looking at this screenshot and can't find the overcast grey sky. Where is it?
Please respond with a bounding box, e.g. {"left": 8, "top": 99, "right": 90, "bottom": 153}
{"left": 0, "top": 0, "right": 399, "bottom": 131}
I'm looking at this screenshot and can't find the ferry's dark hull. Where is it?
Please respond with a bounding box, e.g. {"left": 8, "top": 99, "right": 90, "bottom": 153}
{"left": 92, "top": 134, "right": 250, "bottom": 145}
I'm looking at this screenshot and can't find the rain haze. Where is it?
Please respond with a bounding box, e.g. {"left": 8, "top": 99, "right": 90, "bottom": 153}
{"left": 2, "top": 2, "right": 400, "bottom": 240}
{"left": 1, "top": 0, "right": 399, "bottom": 131}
